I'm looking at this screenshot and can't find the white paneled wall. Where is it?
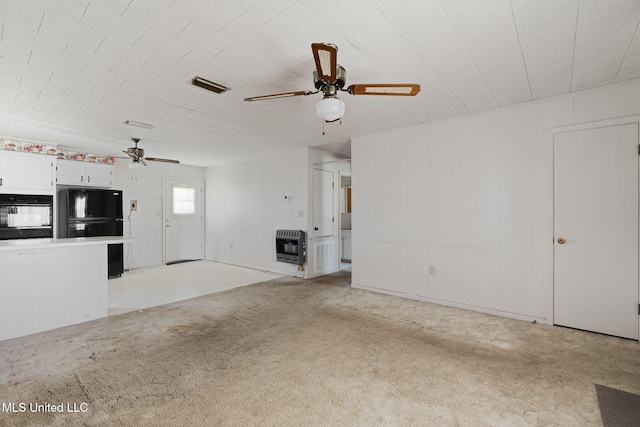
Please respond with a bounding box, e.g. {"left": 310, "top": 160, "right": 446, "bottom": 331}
{"left": 205, "top": 149, "right": 308, "bottom": 276}
{"left": 352, "top": 79, "right": 640, "bottom": 321}
{"left": 112, "top": 159, "right": 204, "bottom": 270}
{"left": 205, "top": 147, "right": 350, "bottom": 278}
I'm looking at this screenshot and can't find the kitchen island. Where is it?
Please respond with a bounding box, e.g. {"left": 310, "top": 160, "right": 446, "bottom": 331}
{"left": 0, "top": 236, "right": 132, "bottom": 341}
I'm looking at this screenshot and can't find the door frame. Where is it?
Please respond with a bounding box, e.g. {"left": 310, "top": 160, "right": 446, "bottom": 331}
{"left": 339, "top": 172, "right": 352, "bottom": 263}
{"left": 544, "top": 116, "right": 640, "bottom": 328}
{"left": 162, "top": 177, "right": 205, "bottom": 265}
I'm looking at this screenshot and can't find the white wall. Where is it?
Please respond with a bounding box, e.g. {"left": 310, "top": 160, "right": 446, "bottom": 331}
{"left": 112, "top": 159, "right": 204, "bottom": 269}
{"left": 205, "top": 149, "right": 308, "bottom": 276}
{"left": 352, "top": 79, "right": 640, "bottom": 321}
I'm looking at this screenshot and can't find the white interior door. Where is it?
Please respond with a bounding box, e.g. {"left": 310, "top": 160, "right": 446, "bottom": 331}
{"left": 312, "top": 169, "right": 334, "bottom": 237}
{"left": 554, "top": 123, "right": 639, "bottom": 340}
{"left": 164, "top": 178, "right": 204, "bottom": 264}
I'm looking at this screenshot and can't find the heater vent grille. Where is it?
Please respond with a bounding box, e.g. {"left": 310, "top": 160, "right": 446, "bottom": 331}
{"left": 191, "top": 76, "right": 229, "bottom": 94}
{"left": 275, "top": 229, "right": 306, "bottom": 266}
{"left": 276, "top": 229, "right": 303, "bottom": 239}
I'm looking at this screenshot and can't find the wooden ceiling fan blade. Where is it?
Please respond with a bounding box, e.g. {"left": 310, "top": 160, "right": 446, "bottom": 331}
{"left": 347, "top": 84, "right": 421, "bottom": 96}
{"left": 311, "top": 43, "right": 338, "bottom": 82}
{"left": 145, "top": 157, "right": 180, "bottom": 164}
{"left": 244, "top": 90, "right": 315, "bottom": 102}
{"left": 122, "top": 150, "right": 135, "bottom": 158}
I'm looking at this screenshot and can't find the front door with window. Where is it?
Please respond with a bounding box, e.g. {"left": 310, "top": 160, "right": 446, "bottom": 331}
{"left": 163, "top": 178, "right": 204, "bottom": 264}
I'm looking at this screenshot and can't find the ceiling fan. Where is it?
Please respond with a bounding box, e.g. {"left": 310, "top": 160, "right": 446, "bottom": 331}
{"left": 122, "top": 138, "right": 180, "bottom": 169}
{"left": 244, "top": 43, "right": 421, "bottom": 122}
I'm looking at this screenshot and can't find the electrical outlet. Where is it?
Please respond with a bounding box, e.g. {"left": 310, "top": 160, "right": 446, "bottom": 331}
{"left": 428, "top": 265, "right": 436, "bottom": 275}
{"left": 131, "top": 200, "right": 137, "bottom": 211}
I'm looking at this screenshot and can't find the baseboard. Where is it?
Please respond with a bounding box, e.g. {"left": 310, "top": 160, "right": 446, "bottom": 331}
{"left": 204, "top": 257, "right": 305, "bottom": 278}
{"left": 307, "top": 267, "right": 341, "bottom": 279}
{"left": 351, "top": 283, "right": 546, "bottom": 324}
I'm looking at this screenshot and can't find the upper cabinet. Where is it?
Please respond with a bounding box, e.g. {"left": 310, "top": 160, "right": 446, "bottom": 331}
{"left": 0, "top": 151, "right": 54, "bottom": 194}
{"left": 56, "top": 160, "right": 113, "bottom": 188}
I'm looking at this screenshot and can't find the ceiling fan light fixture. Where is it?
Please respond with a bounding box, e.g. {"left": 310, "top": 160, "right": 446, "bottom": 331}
{"left": 316, "top": 97, "right": 345, "bottom": 122}
{"left": 128, "top": 160, "right": 144, "bottom": 170}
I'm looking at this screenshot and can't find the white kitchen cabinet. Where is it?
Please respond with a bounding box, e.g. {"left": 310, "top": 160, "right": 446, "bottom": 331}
{"left": 32, "top": 248, "right": 61, "bottom": 333}
{"left": 85, "top": 162, "right": 114, "bottom": 187}
{"left": 56, "top": 160, "right": 113, "bottom": 187}
{"left": 59, "top": 245, "right": 107, "bottom": 324}
{"left": 0, "top": 151, "right": 54, "bottom": 193}
{"left": 0, "top": 243, "right": 107, "bottom": 341}
{"left": 341, "top": 230, "right": 352, "bottom": 261}
{"left": 55, "top": 160, "right": 85, "bottom": 185}
{"left": 0, "top": 250, "right": 38, "bottom": 339}
{"left": 0, "top": 251, "right": 23, "bottom": 339}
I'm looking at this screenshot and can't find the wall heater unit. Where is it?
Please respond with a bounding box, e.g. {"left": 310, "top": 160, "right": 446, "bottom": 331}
{"left": 275, "top": 229, "right": 306, "bottom": 266}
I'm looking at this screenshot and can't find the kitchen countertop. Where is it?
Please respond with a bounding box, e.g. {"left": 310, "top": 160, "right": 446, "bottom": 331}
{"left": 0, "top": 236, "right": 134, "bottom": 252}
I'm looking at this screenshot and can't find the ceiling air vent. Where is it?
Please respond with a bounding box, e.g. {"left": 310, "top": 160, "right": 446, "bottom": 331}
{"left": 191, "top": 76, "right": 229, "bottom": 94}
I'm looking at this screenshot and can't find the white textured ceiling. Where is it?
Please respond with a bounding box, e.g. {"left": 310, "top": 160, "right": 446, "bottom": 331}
{"left": 1, "top": 0, "right": 639, "bottom": 167}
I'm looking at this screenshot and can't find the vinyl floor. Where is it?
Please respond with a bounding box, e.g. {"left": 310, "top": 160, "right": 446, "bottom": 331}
{"left": 108, "top": 260, "right": 283, "bottom": 316}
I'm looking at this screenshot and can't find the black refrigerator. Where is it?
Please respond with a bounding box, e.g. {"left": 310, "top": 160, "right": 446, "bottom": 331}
{"left": 58, "top": 189, "right": 124, "bottom": 278}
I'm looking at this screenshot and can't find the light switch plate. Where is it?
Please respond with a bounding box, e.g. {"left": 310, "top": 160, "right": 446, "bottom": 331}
{"left": 131, "top": 200, "right": 137, "bottom": 211}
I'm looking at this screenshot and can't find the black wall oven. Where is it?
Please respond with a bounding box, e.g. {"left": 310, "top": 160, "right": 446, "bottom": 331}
{"left": 0, "top": 194, "right": 53, "bottom": 240}
{"left": 58, "top": 189, "right": 124, "bottom": 278}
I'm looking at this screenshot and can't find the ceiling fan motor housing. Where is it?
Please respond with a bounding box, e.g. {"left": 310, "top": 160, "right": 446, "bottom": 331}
{"left": 127, "top": 147, "right": 144, "bottom": 158}
{"left": 314, "top": 65, "right": 346, "bottom": 90}
{"left": 123, "top": 137, "right": 180, "bottom": 165}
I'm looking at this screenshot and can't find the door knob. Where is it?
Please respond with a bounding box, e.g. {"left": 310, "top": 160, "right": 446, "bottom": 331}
{"left": 557, "top": 237, "right": 566, "bottom": 244}
{"left": 314, "top": 227, "right": 319, "bottom": 230}
{"left": 166, "top": 224, "right": 170, "bottom": 228}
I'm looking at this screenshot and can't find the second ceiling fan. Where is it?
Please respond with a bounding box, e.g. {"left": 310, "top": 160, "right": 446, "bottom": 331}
{"left": 122, "top": 138, "right": 180, "bottom": 169}
{"left": 244, "top": 43, "right": 421, "bottom": 122}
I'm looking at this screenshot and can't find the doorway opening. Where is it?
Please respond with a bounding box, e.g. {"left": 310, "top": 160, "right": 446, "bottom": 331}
{"left": 339, "top": 173, "right": 352, "bottom": 275}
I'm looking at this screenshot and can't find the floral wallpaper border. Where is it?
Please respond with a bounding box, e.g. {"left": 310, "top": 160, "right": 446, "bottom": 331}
{"left": 0, "top": 138, "right": 115, "bottom": 165}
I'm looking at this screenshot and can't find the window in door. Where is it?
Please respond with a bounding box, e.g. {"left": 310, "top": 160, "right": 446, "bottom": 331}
{"left": 172, "top": 185, "right": 196, "bottom": 219}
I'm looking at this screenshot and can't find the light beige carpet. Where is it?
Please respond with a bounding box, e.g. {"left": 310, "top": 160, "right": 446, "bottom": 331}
{"left": 0, "top": 271, "right": 639, "bottom": 426}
